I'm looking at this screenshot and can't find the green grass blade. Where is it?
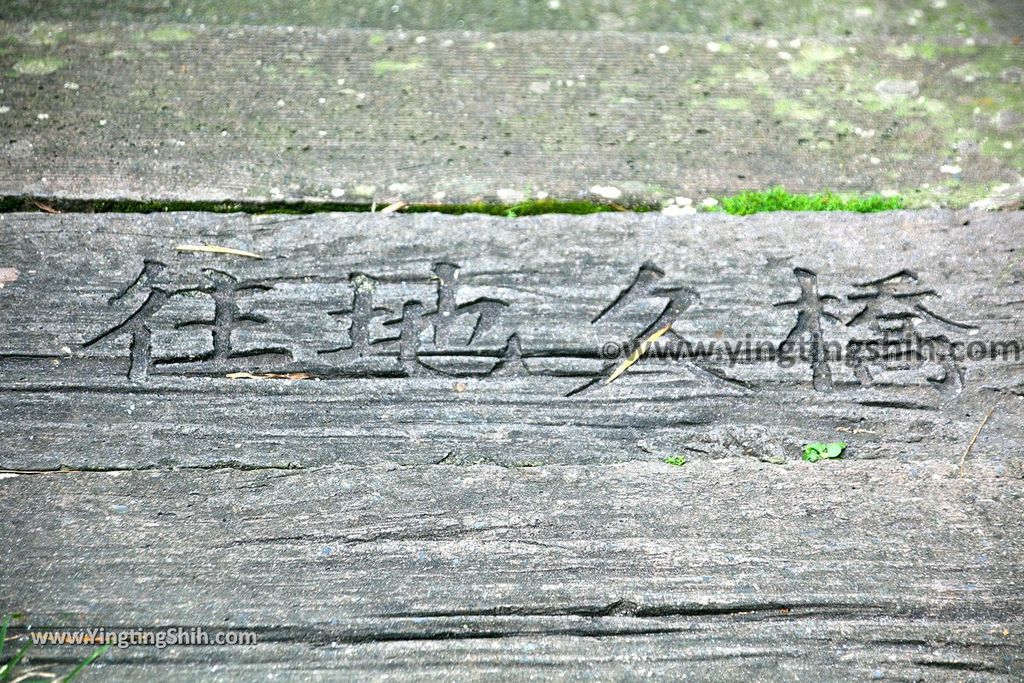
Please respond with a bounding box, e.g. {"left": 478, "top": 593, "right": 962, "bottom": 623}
{"left": 0, "top": 614, "right": 10, "bottom": 665}
{"left": 0, "top": 642, "right": 32, "bottom": 682}
{"left": 62, "top": 643, "right": 111, "bottom": 682}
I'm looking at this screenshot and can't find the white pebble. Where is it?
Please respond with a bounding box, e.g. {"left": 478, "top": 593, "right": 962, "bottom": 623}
{"left": 705, "top": 42, "right": 720, "bottom": 53}
{"left": 657, "top": 45, "right": 670, "bottom": 54}
{"left": 940, "top": 164, "right": 962, "bottom": 175}
{"left": 497, "top": 188, "right": 525, "bottom": 203}
{"left": 330, "top": 188, "right": 345, "bottom": 198}
{"left": 589, "top": 185, "right": 622, "bottom": 200}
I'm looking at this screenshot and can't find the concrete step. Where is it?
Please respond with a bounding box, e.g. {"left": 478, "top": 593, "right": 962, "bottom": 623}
{"left": 0, "top": 22, "right": 1020, "bottom": 206}
{"left": 5, "top": 0, "right": 1024, "bottom": 37}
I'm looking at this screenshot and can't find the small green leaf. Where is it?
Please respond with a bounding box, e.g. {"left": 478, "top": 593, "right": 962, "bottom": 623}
{"left": 802, "top": 442, "right": 825, "bottom": 462}
{"left": 802, "top": 441, "right": 846, "bottom": 462}
{"left": 664, "top": 455, "right": 687, "bottom": 467}
{"left": 824, "top": 442, "right": 847, "bottom": 459}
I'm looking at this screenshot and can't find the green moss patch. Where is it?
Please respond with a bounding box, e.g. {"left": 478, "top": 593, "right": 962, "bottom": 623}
{"left": 715, "top": 187, "right": 904, "bottom": 216}
{"left": 12, "top": 56, "right": 65, "bottom": 75}
{"left": 144, "top": 27, "right": 194, "bottom": 43}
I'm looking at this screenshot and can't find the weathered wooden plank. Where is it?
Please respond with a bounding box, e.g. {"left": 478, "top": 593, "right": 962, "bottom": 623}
{"left": 1, "top": 210, "right": 1021, "bottom": 679}
{"left": 1, "top": 462, "right": 1021, "bottom": 680}
{"left": 1, "top": 210, "right": 1021, "bottom": 471}
{"left": 0, "top": 23, "right": 1021, "bottom": 206}
{"left": 4, "top": 0, "right": 1024, "bottom": 36}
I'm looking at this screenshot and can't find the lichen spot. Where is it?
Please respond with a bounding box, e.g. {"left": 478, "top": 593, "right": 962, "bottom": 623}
{"left": 13, "top": 56, "right": 65, "bottom": 75}
{"left": 145, "top": 27, "right": 194, "bottom": 43}
{"left": 875, "top": 79, "right": 920, "bottom": 99}
{"left": 373, "top": 60, "right": 423, "bottom": 75}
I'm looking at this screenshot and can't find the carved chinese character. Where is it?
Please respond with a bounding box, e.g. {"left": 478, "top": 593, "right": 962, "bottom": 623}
{"left": 85, "top": 262, "right": 288, "bottom": 379}
{"left": 571, "top": 262, "right": 730, "bottom": 396}
{"left": 845, "top": 270, "right": 976, "bottom": 394}
{"left": 83, "top": 260, "right": 180, "bottom": 380}
{"left": 319, "top": 262, "right": 515, "bottom": 378}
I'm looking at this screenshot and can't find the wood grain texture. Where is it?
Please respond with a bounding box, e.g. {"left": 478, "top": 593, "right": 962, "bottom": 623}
{"left": 0, "top": 22, "right": 1021, "bottom": 205}
{"left": 0, "top": 210, "right": 1022, "bottom": 471}
{"left": 0, "top": 461, "right": 1022, "bottom": 680}
{"left": 1, "top": 210, "right": 1022, "bottom": 680}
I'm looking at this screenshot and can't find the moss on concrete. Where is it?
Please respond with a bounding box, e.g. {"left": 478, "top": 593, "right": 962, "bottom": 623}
{"left": 713, "top": 187, "right": 904, "bottom": 215}
{"left": 11, "top": 55, "right": 64, "bottom": 74}
{"left": 373, "top": 59, "right": 423, "bottom": 75}
{"left": 143, "top": 27, "right": 193, "bottom": 42}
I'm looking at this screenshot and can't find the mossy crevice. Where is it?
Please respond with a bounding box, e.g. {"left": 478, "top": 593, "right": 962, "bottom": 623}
{"left": 0, "top": 196, "right": 658, "bottom": 217}
{"left": 712, "top": 187, "right": 905, "bottom": 215}
{"left": 0, "top": 190, "right": 919, "bottom": 217}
